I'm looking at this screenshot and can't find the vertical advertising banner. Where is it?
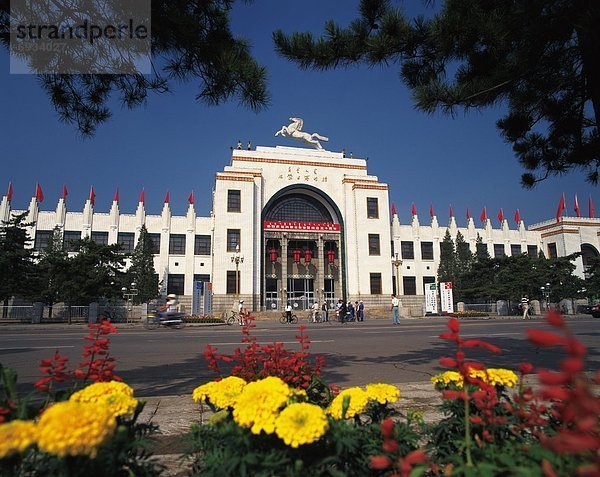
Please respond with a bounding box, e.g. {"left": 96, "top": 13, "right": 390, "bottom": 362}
{"left": 192, "top": 281, "right": 203, "bottom": 316}
{"left": 425, "top": 283, "right": 438, "bottom": 314}
{"left": 440, "top": 282, "right": 454, "bottom": 314}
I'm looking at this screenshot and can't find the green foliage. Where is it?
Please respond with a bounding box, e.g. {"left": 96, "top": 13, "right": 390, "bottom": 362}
{"left": 58, "top": 238, "right": 126, "bottom": 306}
{"left": 0, "top": 1, "right": 269, "bottom": 136}
{"left": 29, "top": 227, "right": 69, "bottom": 307}
{"left": 437, "top": 230, "right": 456, "bottom": 284}
{"left": 0, "top": 212, "right": 35, "bottom": 303}
{"left": 185, "top": 412, "right": 416, "bottom": 477}
{"left": 274, "top": 0, "right": 600, "bottom": 186}
{"left": 126, "top": 225, "right": 159, "bottom": 304}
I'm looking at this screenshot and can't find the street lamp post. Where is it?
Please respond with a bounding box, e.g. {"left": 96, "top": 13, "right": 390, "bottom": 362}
{"left": 392, "top": 253, "right": 402, "bottom": 295}
{"left": 121, "top": 282, "right": 138, "bottom": 322}
{"left": 231, "top": 245, "right": 244, "bottom": 305}
{"left": 540, "top": 282, "right": 551, "bottom": 310}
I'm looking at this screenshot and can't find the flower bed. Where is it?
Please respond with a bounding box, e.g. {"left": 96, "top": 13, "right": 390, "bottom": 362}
{"left": 1, "top": 313, "right": 599, "bottom": 476}
{"left": 448, "top": 310, "right": 489, "bottom": 318}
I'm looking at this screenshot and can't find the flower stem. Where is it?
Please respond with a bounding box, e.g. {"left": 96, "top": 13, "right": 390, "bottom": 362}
{"left": 464, "top": 396, "right": 473, "bottom": 467}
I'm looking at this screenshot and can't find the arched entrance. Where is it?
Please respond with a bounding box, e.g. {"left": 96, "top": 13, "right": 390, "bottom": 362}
{"left": 261, "top": 185, "right": 345, "bottom": 311}
{"left": 581, "top": 243, "right": 599, "bottom": 279}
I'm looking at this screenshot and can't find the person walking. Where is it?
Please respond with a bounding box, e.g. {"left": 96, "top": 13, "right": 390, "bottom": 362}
{"left": 391, "top": 294, "right": 401, "bottom": 324}
{"left": 321, "top": 301, "right": 329, "bottom": 322}
{"left": 521, "top": 294, "right": 531, "bottom": 320}
{"left": 357, "top": 300, "right": 364, "bottom": 321}
{"left": 347, "top": 301, "right": 355, "bottom": 321}
{"left": 311, "top": 301, "right": 320, "bottom": 323}
{"left": 285, "top": 302, "right": 293, "bottom": 323}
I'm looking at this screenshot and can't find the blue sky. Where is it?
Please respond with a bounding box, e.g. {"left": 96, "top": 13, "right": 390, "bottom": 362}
{"left": 0, "top": 1, "right": 594, "bottom": 226}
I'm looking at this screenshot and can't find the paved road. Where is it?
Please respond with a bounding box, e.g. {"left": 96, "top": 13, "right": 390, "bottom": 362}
{"left": 1, "top": 316, "right": 598, "bottom": 396}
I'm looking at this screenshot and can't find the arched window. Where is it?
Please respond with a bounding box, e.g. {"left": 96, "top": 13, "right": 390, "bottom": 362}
{"left": 264, "top": 194, "right": 333, "bottom": 223}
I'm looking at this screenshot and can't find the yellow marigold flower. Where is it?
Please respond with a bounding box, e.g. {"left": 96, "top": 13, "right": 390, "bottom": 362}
{"left": 486, "top": 368, "right": 518, "bottom": 387}
{"left": 233, "top": 377, "right": 292, "bottom": 434}
{"left": 0, "top": 420, "right": 37, "bottom": 458}
{"left": 275, "top": 403, "right": 328, "bottom": 448}
{"left": 327, "top": 387, "right": 369, "bottom": 419}
{"left": 365, "top": 383, "right": 400, "bottom": 404}
{"left": 192, "top": 381, "right": 218, "bottom": 403}
{"left": 193, "top": 376, "right": 246, "bottom": 409}
{"left": 37, "top": 402, "right": 116, "bottom": 458}
{"left": 431, "top": 371, "right": 464, "bottom": 388}
{"left": 70, "top": 381, "right": 137, "bottom": 419}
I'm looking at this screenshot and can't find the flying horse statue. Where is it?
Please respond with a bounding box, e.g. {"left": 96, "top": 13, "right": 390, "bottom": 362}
{"left": 275, "top": 117, "right": 329, "bottom": 150}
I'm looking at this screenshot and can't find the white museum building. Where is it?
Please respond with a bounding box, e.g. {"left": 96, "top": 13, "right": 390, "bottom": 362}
{"left": 2, "top": 129, "right": 600, "bottom": 314}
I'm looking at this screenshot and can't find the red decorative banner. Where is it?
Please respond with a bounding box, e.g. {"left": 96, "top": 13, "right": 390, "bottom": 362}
{"left": 263, "top": 220, "right": 340, "bottom": 231}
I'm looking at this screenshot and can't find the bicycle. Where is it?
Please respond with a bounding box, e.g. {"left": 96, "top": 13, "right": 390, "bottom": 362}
{"left": 279, "top": 312, "right": 298, "bottom": 324}
{"left": 144, "top": 312, "right": 186, "bottom": 330}
{"left": 221, "top": 310, "right": 238, "bottom": 326}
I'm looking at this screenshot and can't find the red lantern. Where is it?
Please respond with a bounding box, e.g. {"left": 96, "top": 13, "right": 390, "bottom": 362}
{"left": 327, "top": 249, "right": 336, "bottom": 264}
{"left": 293, "top": 249, "right": 301, "bottom": 263}
{"left": 268, "top": 248, "right": 278, "bottom": 262}
{"left": 304, "top": 248, "right": 312, "bottom": 263}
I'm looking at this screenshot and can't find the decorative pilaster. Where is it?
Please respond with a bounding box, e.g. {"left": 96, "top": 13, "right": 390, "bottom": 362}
{"left": 109, "top": 199, "right": 119, "bottom": 244}
{"left": 281, "top": 235, "right": 288, "bottom": 308}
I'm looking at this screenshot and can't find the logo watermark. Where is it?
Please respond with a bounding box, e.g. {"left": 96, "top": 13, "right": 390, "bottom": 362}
{"left": 10, "top": 0, "right": 151, "bottom": 74}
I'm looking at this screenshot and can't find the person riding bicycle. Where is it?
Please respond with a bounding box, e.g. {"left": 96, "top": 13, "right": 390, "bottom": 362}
{"left": 157, "top": 294, "right": 179, "bottom": 319}
{"left": 238, "top": 300, "right": 248, "bottom": 326}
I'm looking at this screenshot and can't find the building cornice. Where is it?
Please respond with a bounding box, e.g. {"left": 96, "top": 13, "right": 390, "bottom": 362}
{"left": 232, "top": 156, "right": 367, "bottom": 171}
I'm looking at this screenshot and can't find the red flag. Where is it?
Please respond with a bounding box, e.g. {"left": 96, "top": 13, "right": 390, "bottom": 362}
{"left": 391, "top": 202, "right": 397, "bottom": 216}
{"left": 556, "top": 193, "right": 565, "bottom": 222}
{"left": 497, "top": 208, "right": 504, "bottom": 223}
{"left": 89, "top": 186, "right": 96, "bottom": 206}
{"left": 480, "top": 207, "right": 487, "bottom": 222}
{"left": 188, "top": 191, "right": 194, "bottom": 204}
{"left": 411, "top": 202, "right": 417, "bottom": 216}
{"left": 113, "top": 188, "right": 119, "bottom": 203}
{"left": 574, "top": 194, "right": 580, "bottom": 217}
{"left": 429, "top": 204, "right": 434, "bottom": 217}
{"left": 449, "top": 204, "right": 454, "bottom": 217}
{"left": 514, "top": 209, "right": 521, "bottom": 224}
{"left": 62, "top": 185, "right": 68, "bottom": 200}
{"left": 139, "top": 188, "right": 145, "bottom": 204}
{"left": 466, "top": 208, "right": 471, "bottom": 220}
{"left": 7, "top": 182, "right": 12, "bottom": 201}
{"left": 164, "top": 191, "right": 170, "bottom": 204}
{"left": 35, "top": 183, "right": 44, "bottom": 202}
{"left": 590, "top": 196, "right": 595, "bottom": 219}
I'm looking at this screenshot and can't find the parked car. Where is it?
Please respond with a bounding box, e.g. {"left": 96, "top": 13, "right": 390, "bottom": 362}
{"left": 577, "top": 304, "right": 593, "bottom": 315}
{"left": 590, "top": 304, "right": 600, "bottom": 318}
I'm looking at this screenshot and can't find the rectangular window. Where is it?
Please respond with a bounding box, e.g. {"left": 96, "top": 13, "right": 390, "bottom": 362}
{"left": 34, "top": 230, "right": 52, "bottom": 251}
{"left": 368, "top": 234, "right": 381, "bottom": 255}
{"left": 193, "top": 274, "right": 210, "bottom": 283}
{"left": 391, "top": 240, "right": 395, "bottom": 257}
{"left": 63, "top": 231, "right": 81, "bottom": 252}
{"left": 494, "top": 244, "right": 505, "bottom": 258}
{"left": 194, "top": 235, "right": 211, "bottom": 255}
{"left": 510, "top": 244, "right": 522, "bottom": 256}
{"left": 366, "top": 197, "right": 379, "bottom": 219}
{"left": 369, "top": 273, "right": 382, "bottom": 295}
{"left": 167, "top": 274, "right": 184, "bottom": 296}
{"left": 227, "top": 190, "right": 241, "bottom": 213}
{"left": 403, "top": 276, "right": 417, "bottom": 296}
{"left": 527, "top": 245, "right": 538, "bottom": 257}
{"left": 226, "top": 270, "right": 240, "bottom": 294}
{"left": 423, "top": 276, "right": 436, "bottom": 294}
{"left": 401, "top": 241, "right": 415, "bottom": 260}
{"left": 421, "top": 242, "right": 434, "bottom": 260}
{"left": 91, "top": 231, "right": 108, "bottom": 245}
{"left": 548, "top": 242, "right": 558, "bottom": 259}
{"left": 227, "top": 229, "right": 241, "bottom": 252}
{"left": 117, "top": 232, "right": 135, "bottom": 254}
{"left": 169, "top": 234, "right": 186, "bottom": 255}
{"left": 147, "top": 233, "right": 161, "bottom": 254}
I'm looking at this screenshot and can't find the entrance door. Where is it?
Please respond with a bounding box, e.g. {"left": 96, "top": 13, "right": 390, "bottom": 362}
{"left": 287, "top": 278, "right": 314, "bottom": 310}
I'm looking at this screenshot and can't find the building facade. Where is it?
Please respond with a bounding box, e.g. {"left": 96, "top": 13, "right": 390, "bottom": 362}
{"left": 2, "top": 144, "right": 599, "bottom": 313}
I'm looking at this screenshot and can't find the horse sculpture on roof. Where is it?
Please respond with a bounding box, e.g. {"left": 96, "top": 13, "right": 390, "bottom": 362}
{"left": 275, "top": 117, "right": 329, "bottom": 150}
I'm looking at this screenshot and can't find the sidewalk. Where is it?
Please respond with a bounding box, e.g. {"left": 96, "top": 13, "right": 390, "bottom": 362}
{"left": 138, "top": 381, "right": 445, "bottom": 476}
